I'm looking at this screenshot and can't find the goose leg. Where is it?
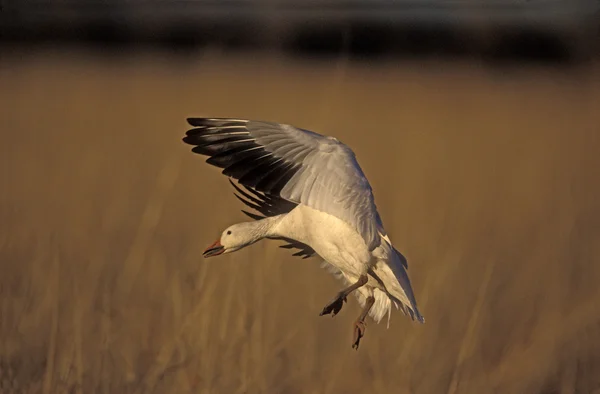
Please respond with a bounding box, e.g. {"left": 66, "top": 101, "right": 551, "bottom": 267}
{"left": 319, "top": 274, "right": 368, "bottom": 317}
{"left": 352, "top": 295, "right": 375, "bottom": 350}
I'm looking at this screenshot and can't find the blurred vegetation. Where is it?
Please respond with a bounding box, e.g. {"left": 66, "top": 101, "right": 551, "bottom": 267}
{"left": 1, "top": 49, "right": 599, "bottom": 393}
{"left": 1, "top": 1, "right": 600, "bottom": 393}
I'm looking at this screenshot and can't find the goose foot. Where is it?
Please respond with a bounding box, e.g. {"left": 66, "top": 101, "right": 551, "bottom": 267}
{"left": 351, "top": 295, "right": 375, "bottom": 350}
{"left": 319, "top": 293, "right": 347, "bottom": 317}
{"left": 318, "top": 274, "right": 369, "bottom": 318}
{"left": 352, "top": 320, "right": 366, "bottom": 350}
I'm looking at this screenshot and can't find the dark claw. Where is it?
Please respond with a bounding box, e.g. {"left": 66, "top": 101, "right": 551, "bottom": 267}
{"left": 352, "top": 320, "right": 366, "bottom": 350}
{"left": 319, "top": 294, "right": 347, "bottom": 317}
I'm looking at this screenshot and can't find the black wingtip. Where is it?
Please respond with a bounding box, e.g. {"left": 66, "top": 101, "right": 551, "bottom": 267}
{"left": 184, "top": 128, "right": 203, "bottom": 137}
{"left": 186, "top": 117, "right": 250, "bottom": 127}
{"left": 186, "top": 118, "right": 204, "bottom": 126}
{"left": 182, "top": 135, "right": 196, "bottom": 144}
{"left": 241, "top": 210, "right": 265, "bottom": 221}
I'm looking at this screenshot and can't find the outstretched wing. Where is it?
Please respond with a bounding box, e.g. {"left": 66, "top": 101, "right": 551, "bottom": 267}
{"left": 183, "top": 118, "right": 382, "bottom": 251}
{"left": 228, "top": 179, "right": 316, "bottom": 259}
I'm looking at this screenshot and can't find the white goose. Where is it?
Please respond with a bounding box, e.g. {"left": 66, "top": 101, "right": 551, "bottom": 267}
{"left": 183, "top": 118, "right": 424, "bottom": 349}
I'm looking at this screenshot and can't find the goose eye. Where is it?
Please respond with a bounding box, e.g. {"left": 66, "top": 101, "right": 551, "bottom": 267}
{"left": 227, "top": 230, "right": 232, "bottom": 235}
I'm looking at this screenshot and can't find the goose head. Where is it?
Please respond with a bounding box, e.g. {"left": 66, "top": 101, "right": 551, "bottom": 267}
{"left": 203, "top": 222, "right": 265, "bottom": 258}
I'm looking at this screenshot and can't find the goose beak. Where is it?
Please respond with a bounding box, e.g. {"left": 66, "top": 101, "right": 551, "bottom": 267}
{"left": 203, "top": 239, "right": 225, "bottom": 258}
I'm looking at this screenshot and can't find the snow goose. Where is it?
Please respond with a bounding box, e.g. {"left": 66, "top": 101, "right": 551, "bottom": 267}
{"left": 183, "top": 118, "right": 424, "bottom": 349}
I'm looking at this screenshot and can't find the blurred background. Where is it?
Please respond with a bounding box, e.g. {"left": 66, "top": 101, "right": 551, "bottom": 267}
{"left": 1, "top": 1, "right": 600, "bottom": 394}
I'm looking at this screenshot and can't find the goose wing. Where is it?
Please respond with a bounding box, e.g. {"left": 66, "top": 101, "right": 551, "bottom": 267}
{"left": 183, "top": 118, "right": 382, "bottom": 251}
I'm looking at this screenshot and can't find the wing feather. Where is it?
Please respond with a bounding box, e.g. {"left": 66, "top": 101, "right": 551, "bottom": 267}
{"left": 228, "top": 179, "right": 316, "bottom": 259}
{"left": 183, "top": 118, "right": 381, "bottom": 250}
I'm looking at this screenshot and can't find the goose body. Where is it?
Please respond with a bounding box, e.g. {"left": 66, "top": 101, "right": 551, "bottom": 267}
{"left": 183, "top": 118, "right": 424, "bottom": 348}
{"left": 275, "top": 205, "right": 370, "bottom": 276}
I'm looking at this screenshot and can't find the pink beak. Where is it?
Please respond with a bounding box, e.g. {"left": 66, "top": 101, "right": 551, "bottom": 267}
{"left": 203, "top": 239, "right": 225, "bottom": 258}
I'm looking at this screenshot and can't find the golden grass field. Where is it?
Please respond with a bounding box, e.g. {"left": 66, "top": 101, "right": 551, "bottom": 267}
{"left": 1, "top": 48, "right": 599, "bottom": 394}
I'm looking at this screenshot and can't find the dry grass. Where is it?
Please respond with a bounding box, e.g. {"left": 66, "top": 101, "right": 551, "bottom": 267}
{"left": 1, "top": 48, "right": 599, "bottom": 394}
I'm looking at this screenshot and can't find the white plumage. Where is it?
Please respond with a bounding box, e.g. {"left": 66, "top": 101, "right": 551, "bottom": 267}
{"left": 183, "top": 118, "right": 424, "bottom": 348}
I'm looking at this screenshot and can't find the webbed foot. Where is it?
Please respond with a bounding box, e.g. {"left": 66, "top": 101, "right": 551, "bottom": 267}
{"left": 352, "top": 320, "right": 366, "bottom": 350}
{"left": 319, "top": 293, "right": 347, "bottom": 317}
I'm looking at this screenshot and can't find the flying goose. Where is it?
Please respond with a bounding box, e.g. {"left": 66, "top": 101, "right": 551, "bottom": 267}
{"left": 183, "top": 118, "right": 424, "bottom": 349}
